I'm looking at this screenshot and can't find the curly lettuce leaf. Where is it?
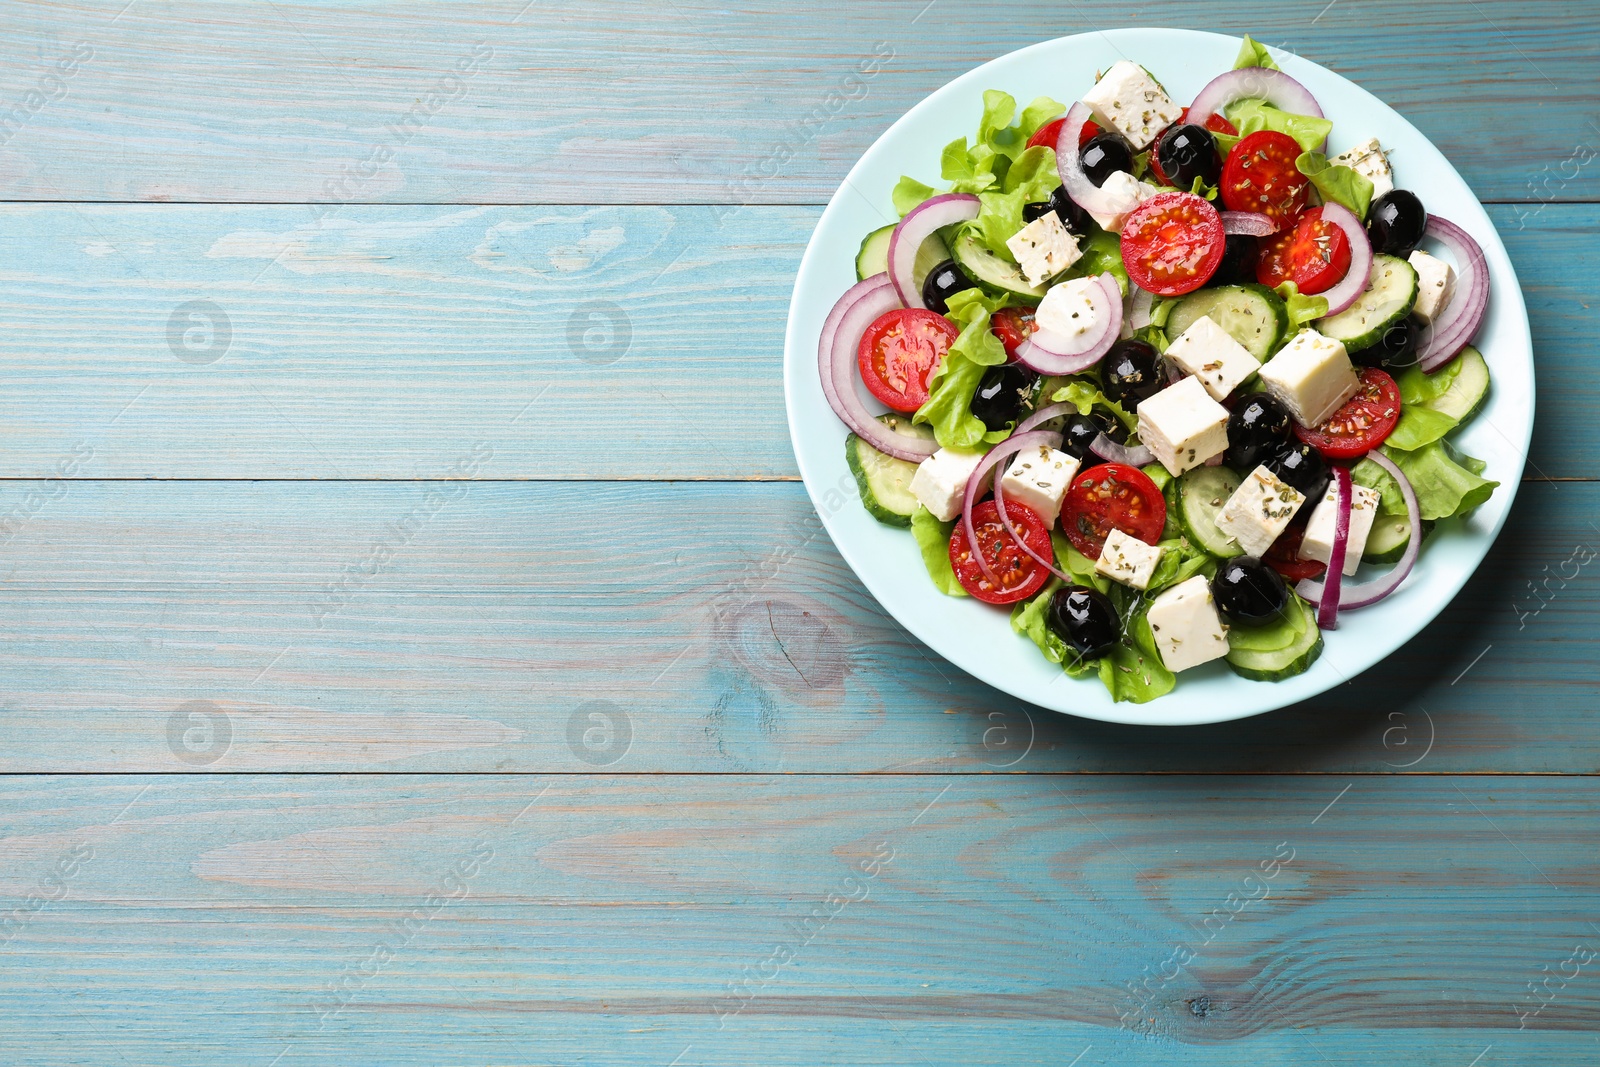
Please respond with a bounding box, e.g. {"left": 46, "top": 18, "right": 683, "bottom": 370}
{"left": 892, "top": 176, "right": 937, "bottom": 216}
{"left": 1233, "top": 34, "right": 1281, "bottom": 71}
{"left": 914, "top": 287, "right": 1013, "bottom": 449}
{"left": 910, "top": 507, "right": 965, "bottom": 596}
{"left": 969, "top": 145, "right": 1064, "bottom": 262}
{"left": 1049, "top": 378, "right": 1137, "bottom": 432}
{"left": 1275, "top": 281, "right": 1329, "bottom": 329}
{"left": 1363, "top": 442, "right": 1499, "bottom": 521}
{"left": 1098, "top": 608, "right": 1176, "bottom": 703}
{"left": 1297, "top": 151, "right": 1374, "bottom": 219}
{"left": 1217, "top": 100, "right": 1332, "bottom": 156}
{"left": 1386, "top": 353, "right": 1489, "bottom": 451}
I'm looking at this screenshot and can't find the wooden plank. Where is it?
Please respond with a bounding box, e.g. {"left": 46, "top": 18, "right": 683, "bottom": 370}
{"left": 1, "top": 1, "right": 1594, "bottom": 205}
{"left": 0, "top": 477, "right": 1592, "bottom": 774}
{"left": 0, "top": 202, "right": 1588, "bottom": 478}
{"left": 0, "top": 774, "right": 1594, "bottom": 1065}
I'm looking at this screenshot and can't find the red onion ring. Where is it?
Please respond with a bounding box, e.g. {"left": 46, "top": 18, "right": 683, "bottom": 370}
{"left": 1315, "top": 466, "right": 1352, "bottom": 629}
{"left": 1055, "top": 101, "right": 1127, "bottom": 216}
{"left": 1297, "top": 451, "right": 1423, "bottom": 613}
{"left": 816, "top": 273, "right": 937, "bottom": 463}
{"left": 1014, "top": 273, "right": 1123, "bottom": 374}
{"left": 960, "top": 430, "right": 1063, "bottom": 588}
{"left": 1203, "top": 451, "right": 1225, "bottom": 467}
{"left": 1221, "top": 211, "right": 1276, "bottom": 236}
{"left": 1127, "top": 285, "right": 1156, "bottom": 330}
{"left": 888, "top": 193, "right": 980, "bottom": 309}
{"left": 995, "top": 475, "right": 1072, "bottom": 584}
{"left": 1186, "top": 67, "right": 1326, "bottom": 150}
{"left": 1014, "top": 402, "right": 1077, "bottom": 436}
{"left": 1416, "top": 215, "right": 1490, "bottom": 373}
{"left": 1089, "top": 432, "right": 1153, "bottom": 467}
{"left": 1314, "top": 202, "right": 1373, "bottom": 317}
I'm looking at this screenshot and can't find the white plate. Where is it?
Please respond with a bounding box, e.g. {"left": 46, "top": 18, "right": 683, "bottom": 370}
{"left": 783, "top": 28, "right": 1532, "bottom": 726}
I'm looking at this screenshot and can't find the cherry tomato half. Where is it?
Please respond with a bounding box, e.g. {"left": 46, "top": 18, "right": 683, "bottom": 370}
{"left": 1178, "top": 106, "right": 1240, "bottom": 137}
{"left": 1026, "top": 116, "right": 1101, "bottom": 152}
{"left": 949, "top": 499, "right": 1053, "bottom": 605}
{"left": 1254, "top": 225, "right": 1297, "bottom": 289}
{"left": 1220, "top": 130, "right": 1311, "bottom": 230}
{"left": 1264, "top": 522, "right": 1326, "bottom": 582}
{"left": 1059, "top": 462, "right": 1167, "bottom": 559}
{"left": 1284, "top": 206, "right": 1353, "bottom": 294}
{"left": 1119, "top": 191, "right": 1226, "bottom": 297}
{"left": 990, "top": 306, "right": 1037, "bottom": 360}
{"left": 1294, "top": 367, "right": 1402, "bottom": 460}
{"left": 857, "top": 308, "right": 958, "bottom": 413}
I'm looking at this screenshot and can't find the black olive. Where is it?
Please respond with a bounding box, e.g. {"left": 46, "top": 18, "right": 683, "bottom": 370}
{"left": 970, "top": 364, "right": 1040, "bottom": 431}
{"left": 1047, "top": 186, "right": 1095, "bottom": 236}
{"left": 1080, "top": 132, "right": 1135, "bottom": 187}
{"left": 920, "top": 259, "right": 974, "bottom": 315}
{"left": 1211, "top": 556, "right": 1289, "bottom": 626}
{"left": 1366, "top": 190, "right": 1427, "bottom": 257}
{"left": 1059, "top": 410, "right": 1125, "bottom": 467}
{"left": 1102, "top": 339, "right": 1167, "bottom": 409}
{"left": 1211, "top": 233, "right": 1260, "bottom": 286}
{"left": 1155, "top": 123, "right": 1221, "bottom": 190}
{"left": 1047, "top": 585, "right": 1120, "bottom": 659}
{"left": 1351, "top": 315, "right": 1421, "bottom": 370}
{"left": 1223, "top": 394, "right": 1294, "bottom": 472}
{"left": 1266, "top": 440, "right": 1330, "bottom": 505}
{"left": 1021, "top": 200, "right": 1053, "bottom": 223}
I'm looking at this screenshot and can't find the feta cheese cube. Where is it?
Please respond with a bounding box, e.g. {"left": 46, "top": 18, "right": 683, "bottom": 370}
{"left": 1147, "top": 574, "right": 1230, "bottom": 672}
{"left": 1299, "top": 482, "right": 1382, "bottom": 576}
{"left": 1330, "top": 137, "right": 1394, "bottom": 201}
{"left": 1095, "top": 527, "right": 1163, "bottom": 590}
{"left": 1135, "top": 375, "right": 1230, "bottom": 476}
{"left": 1081, "top": 60, "right": 1184, "bottom": 151}
{"left": 999, "top": 445, "right": 1079, "bottom": 529}
{"left": 1085, "top": 170, "right": 1161, "bottom": 233}
{"left": 909, "top": 447, "right": 984, "bottom": 523}
{"left": 1005, "top": 211, "right": 1082, "bottom": 288}
{"left": 1258, "top": 328, "right": 1359, "bottom": 427}
{"left": 1408, "top": 249, "right": 1457, "bottom": 326}
{"left": 1164, "top": 314, "right": 1263, "bottom": 400}
{"left": 1215, "top": 464, "right": 1306, "bottom": 558}
{"left": 1035, "top": 276, "right": 1109, "bottom": 341}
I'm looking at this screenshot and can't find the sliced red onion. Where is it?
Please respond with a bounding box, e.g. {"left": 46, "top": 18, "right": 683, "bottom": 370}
{"left": 1221, "top": 211, "right": 1276, "bottom": 236}
{"left": 816, "top": 273, "right": 937, "bottom": 463}
{"left": 1089, "top": 432, "right": 1153, "bottom": 467}
{"left": 1127, "top": 285, "right": 1156, "bottom": 330}
{"left": 1316, "top": 467, "right": 1352, "bottom": 629}
{"left": 1015, "top": 402, "right": 1077, "bottom": 436}
{"left": 960, "top": 430, "right": 1063, "bottom": 588}
{"left": 1165, "top": 359, "right": 1184, "bottom": 385}
{"left": 1314, "top": 202, "right": 1373, "bottom": 317}
{"left": 1187, "top": 67, "right": 1326, "bottom": 150}
{"left": 1416, "top": 215, "right": 1490, "bottom": 373}
{"left": 1055, "top": 102, "right": 1127, "bottom": 216}
{"left": 1014, "top": 273, "right": 1123, "bottom": 375}
{"left": 1297, "top": 451, "right": 1423, "bottom": 613}
{"left": 1203, "top": 451, "right": 1225, "bottom": 467}
{"left": 888, "top": 193, "right": 980, "bottom": 309}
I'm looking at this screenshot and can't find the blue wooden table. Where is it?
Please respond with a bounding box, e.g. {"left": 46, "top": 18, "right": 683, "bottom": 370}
{"left": 1, "top": 2, "right": 1597, "bottom": 1063}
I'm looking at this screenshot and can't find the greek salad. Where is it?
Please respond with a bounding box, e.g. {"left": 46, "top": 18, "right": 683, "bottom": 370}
{"left": 820, "top": 36, "right": 1500, "bottom": 703}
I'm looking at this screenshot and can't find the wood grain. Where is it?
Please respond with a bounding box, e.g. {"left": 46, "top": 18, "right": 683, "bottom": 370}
{"left": 1, "top": 1, "right": 1595, "bottom": 205}
{"left": 0, "top": 477, "right": 1590, "bottom": 774}
{"left": 0, "top": 775, "right": 1594, "bottom": 1066}
{"left": 0, "top": 202, "right": 1589, "bottom": 479}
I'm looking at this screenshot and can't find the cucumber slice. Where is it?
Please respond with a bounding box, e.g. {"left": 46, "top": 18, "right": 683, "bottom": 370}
{"left": 949, "top": 228, "right": 1047, "bottom": 300}
{"left": 1225, "top": 592, "right": 1310, "bottom": 653}
{"left": 1226, "top": 593, "right": 1323, "bottom": 681}
{"left": 1166, "top": 284, "right": 1289, "bottom": 361}
{"left": 845, "top": 414, "right": 935, "bottom": 527}
{"left": 1428, "top": 345, "right": 1490, "bottom": 424}
{"left": 855, "top": 224, "right": 949, "bottom": 287}
{"left": 1177, "top": 465, "right": 1246, "bottom": 558}
{"left": 1317, "top": 254, "right": 1418, "bottom": 350}
{"left": 1363, "top": 515, "right": 1435, "bottom": 564}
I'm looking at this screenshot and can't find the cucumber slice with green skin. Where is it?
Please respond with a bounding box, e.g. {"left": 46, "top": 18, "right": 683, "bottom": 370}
{"left": 856, "top": 224, "right": 950, "bottom": 288}
{"left": 1428, "top": 345, "right": 1490, "bottom": 423}
{"left": 1178, "top": 465, "right": 1246, "bottom": 558}
{"left": 1316, "top": 253, "right": 1418, "bottom": 350}
{"left": 1363, "top": 515, "right": 1435, "bottom": 564}
{"left": 949, "top": 227, "right": 1047, "bottom": 300}
{"left": 1225, "top": 590, "right": 1310, "bottom": 652}
{"left": 845, "top": 414, "right": 935, "bottom": 527}
{"left": 1166, "top": 284, "right": 1289, "bottom": 361}
{"left": 1226, "top": 593, "right": 1324, "bottom": 681}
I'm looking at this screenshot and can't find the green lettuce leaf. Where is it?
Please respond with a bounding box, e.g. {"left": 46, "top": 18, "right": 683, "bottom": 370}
{"left": 940, "top": 91, "right": 1068, "bottom": 200}
{"left": 914, "top": 287, "right": 1013, "bottom": 449}
{"left": 1049, "top": 378, "right": 1137, "bottom": 433}
{"left": 910, "top": 507, "right": 965, "bottom": 596}
{"left": 1221, "top": 100, "right": 1333, "bottom": 155}
{"left": 1061, "top": 229, "right": 1130, "bottom": 297}
{"left": 1233, "top": 34, "right": 1281, "bottom": 70}
{"left": 1275, "top": 281, "right": 1329, "bottom": 329}
{"left": 969, "top": 145, "right": 1064, "bottom": 262}
{"left": 1379, "top": 441, "right": 1499, "bottom": 521}
{"left": 892, "top": 176, "right": 937, "bottom": 216}
{"left": 1097, "top": 609, "right": 1176, "bottom": 703}
{"left": 1386, "top": 356, "right": 1480, "bottom": 451}
{"left": 1147, "top": 535, "right": 1217, "bottom": 595}
{"left": 1296, "top": 151, "right": 1374, "bottom": 219}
